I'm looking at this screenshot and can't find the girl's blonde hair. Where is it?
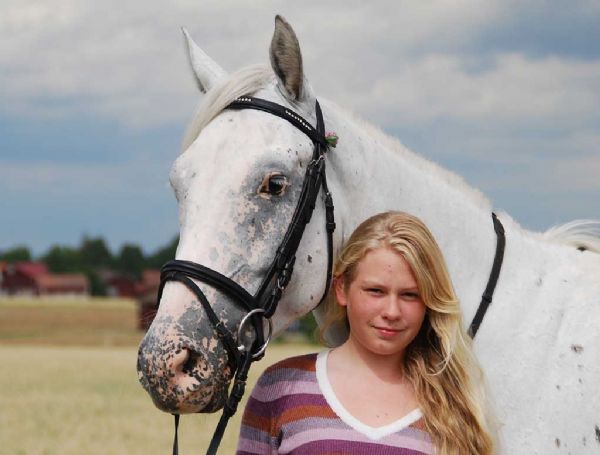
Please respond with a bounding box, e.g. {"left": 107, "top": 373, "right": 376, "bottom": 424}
{"left": 321, "top": 211, "right": 495, "bottom": 455}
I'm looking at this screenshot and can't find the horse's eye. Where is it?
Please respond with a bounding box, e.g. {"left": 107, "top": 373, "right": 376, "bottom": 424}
{"left": 259, "top": 172, "right": 289, "bottom": 196}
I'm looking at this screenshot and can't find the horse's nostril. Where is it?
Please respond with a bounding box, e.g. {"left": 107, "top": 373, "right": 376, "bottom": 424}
{"left": 170, "top": 348, "right": 192, "bottom": 375}
{"left": 182, "top": 349, "right": 200, "bottom": 375}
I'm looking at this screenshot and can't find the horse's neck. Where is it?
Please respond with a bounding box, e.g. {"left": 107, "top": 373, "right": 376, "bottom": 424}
{"left": 325, "top": 103, "right": 502, "bottom": 322}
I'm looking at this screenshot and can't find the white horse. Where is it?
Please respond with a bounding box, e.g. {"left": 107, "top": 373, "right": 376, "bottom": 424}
{"left": 137, "top": 16, "right": 600, "bottom": 454}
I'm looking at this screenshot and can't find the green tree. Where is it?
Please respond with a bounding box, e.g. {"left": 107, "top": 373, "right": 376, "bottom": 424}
{"left": 116, "top": 243, "right": 145, "bottom": 279}
{"left": 86, "top": 270, "right": 107, "bottom": 296}
{"left": 41, "top": 245, "right": 81, "bottom": 273}
{"left": 0, "top": 246, "right": 31, "bottom": 262}
{"left": 79, "top": 236, "right": 113, "bottom": 269}
{"left": 147, "top": 236, "right": 178, "bottom": 268}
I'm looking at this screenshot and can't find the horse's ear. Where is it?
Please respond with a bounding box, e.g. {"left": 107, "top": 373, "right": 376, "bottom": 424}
{"left": 182, "top": 27, "right": 227, "bottom": 93}
{"left": 270, "top": 15, "right": 309, "bottom": 101}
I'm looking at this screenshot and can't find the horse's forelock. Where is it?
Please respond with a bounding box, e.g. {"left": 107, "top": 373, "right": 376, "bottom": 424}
{"left": 181, "top": 65, "right": 273, "bottom": 153}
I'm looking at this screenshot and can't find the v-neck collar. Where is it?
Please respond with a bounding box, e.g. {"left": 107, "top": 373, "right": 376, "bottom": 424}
{"left": 315, "top": 349, "right": 423, "bottom": 441}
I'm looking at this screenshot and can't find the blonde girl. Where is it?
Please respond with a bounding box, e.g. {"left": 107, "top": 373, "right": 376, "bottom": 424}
{"left": 237, "top": 211, "right": 494, "bottom": 454}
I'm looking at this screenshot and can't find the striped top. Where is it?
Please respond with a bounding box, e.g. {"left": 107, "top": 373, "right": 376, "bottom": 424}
{"left": 237, "top": 351, "right": 434, "bottom": 454}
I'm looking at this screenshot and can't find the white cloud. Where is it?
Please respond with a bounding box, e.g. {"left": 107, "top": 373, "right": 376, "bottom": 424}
{"left": 1, "top": 0, "right": 599, "bottom": 250}
{"left": 340, "top": 53, "right": 600, "bottom": 130}
{"left": 0, "top": 0, "right": 513, "bottom": 129}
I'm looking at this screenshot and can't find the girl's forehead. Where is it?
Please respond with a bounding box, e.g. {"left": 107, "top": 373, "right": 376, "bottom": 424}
{"left": 354, "top": 247, "right": 417, "bottom": 281}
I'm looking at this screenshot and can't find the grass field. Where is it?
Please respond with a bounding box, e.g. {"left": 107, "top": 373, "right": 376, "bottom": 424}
{"left": 0, "top": 297, "right": 317, "bottom": 454}
{"left": 0, "top": 297, "right": 142, "bottom": 346}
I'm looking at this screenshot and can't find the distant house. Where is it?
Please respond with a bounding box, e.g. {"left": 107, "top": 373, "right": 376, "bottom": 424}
{"left": 1, "top": 262, "right": 48, "bottom": 295}
{"left": 104, "top": 273, "right": 138, "bottom": 298}
{"left": 0, "top": 262, "right": 89, "bottom": 296}
{"left": 136, "top": 269, "right": 161, "bottom": 331}
{"left": 34, "top": 273, "right": 89, "bottom": 295}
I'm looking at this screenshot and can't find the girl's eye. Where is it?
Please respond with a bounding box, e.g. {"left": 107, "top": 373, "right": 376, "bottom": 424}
{"left": 403, "top": 292, "right": 420, "bottom": 300}
{"left": 258, "top": 172, "right": 289, "bottom": 196}
{"left": 367, "top": 288, "right": 383, "bottom": 294}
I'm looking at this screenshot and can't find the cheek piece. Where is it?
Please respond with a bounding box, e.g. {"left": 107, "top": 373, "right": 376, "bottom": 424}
{"left": 157, "top": 97, "right": 336, "bottom": 455}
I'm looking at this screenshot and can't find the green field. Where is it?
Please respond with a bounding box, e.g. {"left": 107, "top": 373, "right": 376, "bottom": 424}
{"left": 0, "top": 298, "right": 317, "bottom": 454}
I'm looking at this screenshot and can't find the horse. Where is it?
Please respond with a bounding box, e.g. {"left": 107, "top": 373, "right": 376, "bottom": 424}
{"left": 137, "top": 15, "right": 600, "bottom": 454}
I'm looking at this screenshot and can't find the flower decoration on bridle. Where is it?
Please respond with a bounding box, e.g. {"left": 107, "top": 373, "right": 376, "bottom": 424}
{"left": 325, "top": 132, "right": 339, "bottom": 148}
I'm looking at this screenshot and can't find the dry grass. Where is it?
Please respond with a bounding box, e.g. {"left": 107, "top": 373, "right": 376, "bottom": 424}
{"left": 0, "top": 343, "right": 315, "bottom": 454}
{"left": 0, "top": 297, "right": 142, "bottom": 346}
{"left": 0, "top": 297, "right": 318, "bottom": 454}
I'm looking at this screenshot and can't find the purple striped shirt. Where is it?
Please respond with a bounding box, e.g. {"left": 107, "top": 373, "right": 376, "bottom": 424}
{"left": 236, "top": 351, "right": 434, "bottom": 454}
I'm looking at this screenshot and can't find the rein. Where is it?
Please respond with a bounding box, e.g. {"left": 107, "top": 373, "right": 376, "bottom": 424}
{"left": 157, "top": 97, "right": 335, "bottom": 455}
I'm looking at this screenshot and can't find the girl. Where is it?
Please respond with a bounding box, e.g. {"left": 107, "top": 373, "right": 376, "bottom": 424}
{"left": 237, "top": 211, "right": 495, "bottom": 454}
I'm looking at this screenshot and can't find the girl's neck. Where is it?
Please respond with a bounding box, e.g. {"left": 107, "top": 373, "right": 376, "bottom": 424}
{"left": 335, "top": 337, "right": 406, "bottom": 384}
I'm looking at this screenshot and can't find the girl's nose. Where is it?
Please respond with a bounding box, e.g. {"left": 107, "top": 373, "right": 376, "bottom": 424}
{"left": 381, "top": 296, "right": 402, "bottom": 319}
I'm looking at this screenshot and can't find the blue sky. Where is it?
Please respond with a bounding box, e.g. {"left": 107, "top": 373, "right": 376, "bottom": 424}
{"left": 1, "top": 1, "right": 599, "bottom": 255}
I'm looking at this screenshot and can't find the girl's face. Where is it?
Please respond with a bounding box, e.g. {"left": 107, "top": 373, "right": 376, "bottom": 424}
{"left": 335, "top": 247, "right": 427, "bottom": 361}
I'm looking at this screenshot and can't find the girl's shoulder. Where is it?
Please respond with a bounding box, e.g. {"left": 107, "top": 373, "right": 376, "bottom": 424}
{"left": 257, "top": 352, "right": 319, "bottom": 387}
{"left": 263, "top": 352, "right": 318, "bottom": 374}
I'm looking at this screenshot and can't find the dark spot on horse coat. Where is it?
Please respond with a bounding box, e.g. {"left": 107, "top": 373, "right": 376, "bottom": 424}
{"left": 555, "top": 438, "right": 561, "bottom": 448}
{"left": 595, "top": 425, "right": 600, "bottom": 443}
{"left": 307, "top": 254, "right": 312, "bottom": 263}
{"left": 571, "top": 344, "right": 584, "bottom": 353}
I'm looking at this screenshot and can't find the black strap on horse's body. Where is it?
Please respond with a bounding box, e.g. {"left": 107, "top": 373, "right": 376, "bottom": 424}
{"left": 157, "top": 96, "right": 335, "bottom": 455}
{"left": 468, "top": 212, "right": 505, "bottom": 338}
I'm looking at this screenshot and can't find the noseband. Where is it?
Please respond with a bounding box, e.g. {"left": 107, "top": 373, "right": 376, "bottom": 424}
{"left": 157, "top": 97, "right": 335, "bottom": 455}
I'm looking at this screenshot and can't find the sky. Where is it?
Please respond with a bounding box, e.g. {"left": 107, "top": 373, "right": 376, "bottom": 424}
{"left": 1, "top": 0, "right": 599, "bottom": 256}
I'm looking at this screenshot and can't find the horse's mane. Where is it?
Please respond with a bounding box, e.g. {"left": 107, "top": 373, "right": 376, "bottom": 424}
{"left": 183, "top": 63, "right": 493, "bottom": 213}
{"left": 182, "top": 65, "right": 600, "bottom": 254}
{"left": 542, "top": 220, "right": 600, "bottom": 253}
{"left": 322, "top": 99, "right": 493, "bottom": 214}
{"left": 181, "top": 65, "right": 273, "bottom": 152}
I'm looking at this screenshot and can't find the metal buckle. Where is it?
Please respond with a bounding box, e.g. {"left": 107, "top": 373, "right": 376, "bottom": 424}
{"left": 237, "top": 308, "right": 273, "bottom": 359}
{"left": 309, "top": 154, "right": 325, "bottom": 168}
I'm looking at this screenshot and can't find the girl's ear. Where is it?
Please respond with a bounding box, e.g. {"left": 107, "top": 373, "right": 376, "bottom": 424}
{"left": 334, "top": 276, "right": 348, "bottom": 307}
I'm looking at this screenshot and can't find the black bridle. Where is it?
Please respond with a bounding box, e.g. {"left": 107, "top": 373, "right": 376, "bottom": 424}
{"left": 156, "top": 96, "right": 506, "bottom": 455}
{"left": 157, "top": 97, "right": 336, "bottom": 455}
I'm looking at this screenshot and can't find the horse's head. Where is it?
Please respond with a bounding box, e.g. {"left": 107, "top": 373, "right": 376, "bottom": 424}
{"left": 137, "top": 16, "right": 332, "bottom": 414}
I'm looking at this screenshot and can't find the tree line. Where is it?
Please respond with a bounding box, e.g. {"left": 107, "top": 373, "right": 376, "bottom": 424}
{"left": 0, "top": 236, "right": 178, "bottom": 295}
{"left": 1, "top": 236, "right": 319, "bottom": 340}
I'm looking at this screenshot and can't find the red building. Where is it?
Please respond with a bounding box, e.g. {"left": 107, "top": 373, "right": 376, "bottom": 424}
{"left": 104, "top": 274, "right": 138, "bottom": 298}
{"left": 34, "top": 273, "right": 89, "bottom": 295}
{"left": 1, "top": 262, "right": 89, "bottom": 296}
{"left": 1, "top": 262, "right": 48, "bottom": 295}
